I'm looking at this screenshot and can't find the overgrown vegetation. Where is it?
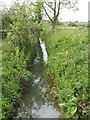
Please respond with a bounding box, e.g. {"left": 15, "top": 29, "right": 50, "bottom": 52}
{"left": 41, "top": 27, "right": 89, "bottom": 118}
{"left": 2, "top": 1, "right": 42, "bottom": 119}
{"left": 1, "top": 0, "right": 89, "bottom": 119}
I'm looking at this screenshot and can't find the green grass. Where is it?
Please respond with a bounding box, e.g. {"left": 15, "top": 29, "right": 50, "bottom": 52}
{"left": 41, "top": 27, "right": 89, "bottom": 118}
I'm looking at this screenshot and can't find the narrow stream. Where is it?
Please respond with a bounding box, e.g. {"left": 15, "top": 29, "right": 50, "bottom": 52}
{"left": 16, "top": 38, "right": 60, "bottom": 118}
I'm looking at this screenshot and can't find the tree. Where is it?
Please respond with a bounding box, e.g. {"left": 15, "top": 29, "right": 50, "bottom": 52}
{"left": 43, "top": 0, "right": 78, "bottom": 29}
{"left": 34, "top": 2, "right": 43, "bottom": 24}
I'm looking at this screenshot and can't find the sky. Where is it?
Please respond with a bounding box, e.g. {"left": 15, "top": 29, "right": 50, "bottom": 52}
{"left": 1, "top": 0, "right": 89, "bottom": 22}
{"left": 60, "top": 0, "right": 89, "bottom": 22}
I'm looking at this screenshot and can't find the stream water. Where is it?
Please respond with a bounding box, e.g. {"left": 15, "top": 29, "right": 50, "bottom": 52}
{"left": 16, "top": 38, "right": 60, "bottom": 119}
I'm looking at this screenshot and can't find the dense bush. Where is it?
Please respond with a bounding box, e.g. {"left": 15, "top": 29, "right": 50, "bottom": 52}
{"left": 2, "top": 40, "right": 33, "bottom": 119}
{"left": 2, "top": 1, "right": 42, "bottom": 119}
{"left": 41, "top": 27, "right": 89, "bottom": 118}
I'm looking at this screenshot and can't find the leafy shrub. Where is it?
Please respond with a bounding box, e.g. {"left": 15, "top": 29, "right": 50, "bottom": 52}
{"left": 2, "top": 1, "right": 42, "bottom": 119}
{"left": 2, "top": 40, "right": 34, "bottom": 119}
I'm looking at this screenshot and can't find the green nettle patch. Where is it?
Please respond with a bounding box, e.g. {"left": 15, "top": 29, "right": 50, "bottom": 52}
{"left": 41, "top": 28, "right": 89, "bottom": 118}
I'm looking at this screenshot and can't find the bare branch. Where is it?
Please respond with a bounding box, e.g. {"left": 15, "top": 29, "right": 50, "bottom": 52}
{"left": 54, "top": 0, "right": 56, "bottom": 19}
{"left": 42, "top": 5, "right": 53, "bottom": 22}
{"left": 45, "top": 2, "right": 54, "bottom": 11}
{"left": 46, "top": 6, "right": 54, "bottom": 15}
{"left": 56, "top": 0, "right": 61, "bottom": 20}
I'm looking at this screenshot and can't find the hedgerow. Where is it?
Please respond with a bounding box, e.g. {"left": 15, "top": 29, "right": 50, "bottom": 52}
{"left": 2, "top": 1, "right": 42, "bottom": 119}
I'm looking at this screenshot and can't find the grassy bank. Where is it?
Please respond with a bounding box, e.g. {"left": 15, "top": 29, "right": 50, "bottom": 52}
{"left": 41, "top": 27, "right": 89, "bottom": 118}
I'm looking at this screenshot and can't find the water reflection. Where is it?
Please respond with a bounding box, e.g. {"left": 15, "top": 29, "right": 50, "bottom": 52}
{"left": 17, "top": 39, "right": 60, "bottom": 118}
{"left": 39, "top": 38, "right": 48, "bottom": 63}
{"left": 17, "top": 78, "right": 47, "bottom": 118}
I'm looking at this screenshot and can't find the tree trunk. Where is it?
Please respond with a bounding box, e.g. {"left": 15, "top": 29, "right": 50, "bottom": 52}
{"left": 52, "top": 20, "right": 56, "bottom": 29}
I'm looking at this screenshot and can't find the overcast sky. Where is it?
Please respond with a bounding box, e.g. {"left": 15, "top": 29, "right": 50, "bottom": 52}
{"left": 1, "top": 0, "right": 89, "bottom": 22}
